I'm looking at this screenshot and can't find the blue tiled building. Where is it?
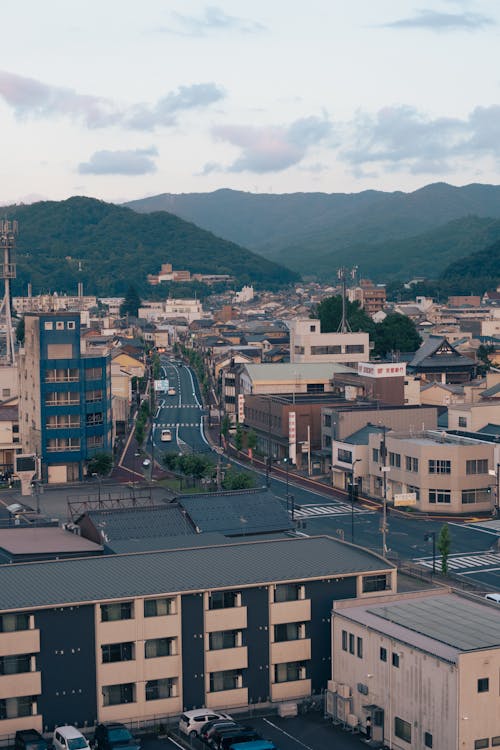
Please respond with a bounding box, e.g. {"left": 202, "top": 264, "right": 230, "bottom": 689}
{"left": 19, "top": 312, "right": 112, "bottom": 483}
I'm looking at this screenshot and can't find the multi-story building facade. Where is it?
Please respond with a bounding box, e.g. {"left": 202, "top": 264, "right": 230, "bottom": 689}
{"left": 19, "top": 312, "right": 112, "bottom": 483}
{"left": 0, "top": 535, "right": 395, "bottom": 738}
{"left": 290, "top": 319, "right": 370, "bottom": 365}
{"left": 331, "top": 589, "right": 500, "bottom": 749}
{"left": 367, "top": 430, "right": 494, "bottom": 514}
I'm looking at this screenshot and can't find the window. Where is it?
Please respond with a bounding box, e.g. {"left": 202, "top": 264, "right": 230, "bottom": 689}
{"left": 2, "top": 388, "right": 10, "bottom": 397}
{"left": 144, "top": 597, "right": 175, "bottom": 617}
{"left": 338, "top": 448, "right": 353, "bottom": 464}
{"left": 466, "top": 459, "right": 489, "bottom": 475}
{"left": 101, "top": 642, "right": 134, "bottom": 663}
{"left": 274, "top": 583, "right": 304, "bottom": 602}
{"left": 474, "top": 740, "right": 489, "bottom": 749}
{"left": 145, "top": 678, "right": 176, "bottom": 701}
{"left": 424, "top": 732, "right": 433, "bottom": 748}
{"left": 46, "top": 438, "right": 81, "bottom": 453}
{"left": 349, "top": 633, "right": 355, "bottom": 655}
{"left": 294, "top": 346, "right": 305, "bottom": 355}
{"left": 380, "top": 647, "right": 387, "bottom": 662}
{"left": 274, "top": 661, "right": 306, "bottom": 683}
{"left": 209, "top": 591, "right": 240, "bottom": 610}
{"left": 86, "top": 412, "right": 104, "bottom": 426}
{"left": 407, "top": 485, "right": 421, "bottom": 501}
{"left": 428, "top": 459, "right": 451, "bottom": 474}
{"left": 0, "top": 654, "right": 32, "bottom": 675}
{"left": 362, "top": 574, "right": 389, "bottom": 593}
{"left": 145, "top": 638, "right": 175, "bottom": 658}
{"left": 102, "top": 683, "right": 135, "bottom": 706}
{"left": 209, "top": 669, "right": 243, "bottom": 692}
{"left": 67, "top": 321, "right": 76, "bottom": 330}
{"left": 462, "top": 488, "right": 492, "bottom": 504}
{"left": 392, "top": 653, "right": 400, "bottom": 668}
{"left": 389, "top": 452, "right": 401, "bottom": 468}
{"left": 310, "top": 325, "right": 316, "bottom": 332}
{"left": 56, "top": 321, "right": 64, "bottom": 330}
{"left": 356, "top": 636, "right": 363, "bottom": 658}
{"left": 0, "top": 696, "right": 35, "bottom": 720}
{"left": 45, "top": 392, "right": 80, "bottom": 406}
{"left": 46, "top": 415, "right": 80, "bottom": 429}
{"left": 342, "top": 630, "right": 348, "bottom": 651}
{"left": 209, "top": 630, "right": 241, "bottom": 650}
{"left": 87, "top": 435, "right": 104, "bottom": 448}
{"left": 0, "top": 613, "right": 30, "bottom": 632}
{"left": 394, "top": 717, "right": 411, "bottom": 743}
{"left": 405, "top": 456, "right": 419, "bottom": 472}
{"left": 47, "top": 343, "right": 73, "bottom": 359}
{"left": 306, "top": 383, "right": 325, "bottom": 393}
{"left": 44, "top": 322, "right": 53, "bottom": 330}
{"left": 324, "top": 414, "right": 332, "bottom": 427}
{"left": 372, "top": 448, "right": 379, "bottom": 463}
{"left": 458, "top": 416, "right": 467, "bottom": 428}
{"left": 85, "top": 367, "right": 103, "bottom": 380}
{"left": 86, "top": 389, "right": 103, "bottom": 403}
{"left": 346, "top": 344, "right": 365, "bottom": 354}
{"left": 311, "top": 345, "right": 341, "bottom": 355}
{"left": 492, "top": 737, "right": 500, "bottom": 747}
{"left": 478, "top": 677, "right": 489, "bottom": 693}
{"left": 274, "top": 623, "right": 305, "bottom": 642}
{"left": 429, "top": 489, "right": 451, "bottom": 504}
{"left": 100, "top": 602, "right": 133, "bottom": 622}
{"left": 45, "top": 368, "right": 79, "bottom": 383}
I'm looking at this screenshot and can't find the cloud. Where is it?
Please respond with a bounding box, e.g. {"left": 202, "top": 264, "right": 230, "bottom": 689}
{"left": 382, "top": 9, "right": 495, "bottom": 31}
{"left": 161, "top": 5, "right": 265, "bottom": 36}
{"left": 0, "top": 71, "right": 225, "bottom": 130}
{"left": 208, "top": 116, "right": 332, "bottom": 173}
{"left": 78, "top": 147, "right": 159, "bottom": 175}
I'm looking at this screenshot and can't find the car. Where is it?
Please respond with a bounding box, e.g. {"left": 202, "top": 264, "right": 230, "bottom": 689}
{"left": 161, "top": 429, "right": 172, "bottom": 442}
{"left": 229, "top": 743, "right": 276, "bottom": 750}
{"left": 168, "top": 388, "right": 176, "bottom": 396}
{"left": 179, "top": 710, "right": 232, "bottom": 738}
{"left": 200, "top": 721, "right": 240, "bottom": 743}
{"left": 93, "top": 723, "right": 140, "bottom": 750}
{"left": 15, "top": 730, "right": 48, "bottom": 750}
{"left": 211, "top": 729, "right": 260, "bottom": 750}
{"left": 485, "top": 593, "right": 500, "bottom": 604}
{"left": 53, "top": 727, "right": 90, "bottom": 750}
{"left": 142, "top": 458, "right": 151, "bottom": 467}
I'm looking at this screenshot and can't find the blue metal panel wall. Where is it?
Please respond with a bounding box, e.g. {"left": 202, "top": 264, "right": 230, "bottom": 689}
{"left": 241, "top": 586, "right": 270, "bottom": 704}
{"left": 180, "top": 593, "right": 205, "bottom": 709}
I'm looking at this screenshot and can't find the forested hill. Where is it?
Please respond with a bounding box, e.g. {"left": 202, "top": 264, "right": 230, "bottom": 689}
{"left": 439, "top": 238, "right": 500, "bottom": 293}
{"left": 2, "top": 197, "right": 298, "bottom": 296}
{"left": 125, "top": 183, "right": 500, "bottom": 281}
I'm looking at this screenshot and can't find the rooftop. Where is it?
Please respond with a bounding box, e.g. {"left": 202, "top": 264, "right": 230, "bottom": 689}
{"left": 0, "top": 527, "right": 103, "bottom": 555}
{"left": 0, "top": 535, "right": 392, "bottom": 612}
{"left": 243, "top": 362, "right": 354, "bottom": 381}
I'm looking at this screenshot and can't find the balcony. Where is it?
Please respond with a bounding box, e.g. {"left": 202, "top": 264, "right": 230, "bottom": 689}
{"left": 205, "top": 607, "right": 247, "bottom": 633}
{"left": 0, "top": 670, "right": 41, "bottom": 700}
{"left": 143, "top": 614, "right": 180, "bottom": 640}
{"left": 271, "top": 639, "right": 311, "bottom": 665}
{"left": 206, "top": 687, "right": 248, "bottom": 710}
{"left": 0, "top": 713, "right": 42, "bottom": 736}
{"left": 143, "top": 654, "right": 180, "bottom": 681}
{"left": 270, "top": 599, "right": 311, "bottom": 626}
{"left": 98, "top": 619, "right": 137, "bottom": 643}
{"left": 99, "top": 660, "right": 137, "bottom": 685}
{"left": 271, "top": 679, "right": 311, "bottom": 702}
{"left": 205, "top": 646, "right": 248, "bottom": 674}
{"left": 0, "top": 629, "right": 39, "bottom": 657}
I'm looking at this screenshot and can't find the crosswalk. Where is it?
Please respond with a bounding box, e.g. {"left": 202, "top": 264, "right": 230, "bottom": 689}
{"left": 415, "top": 551, "right": 500, "bottom": 572}
{"left": 155, "top": 422, "right": 200, "bottom": 428}
{"left": 293, "top": 503, "right": 372, "bottom": 519}
{"left": 160, "top": 404, "right": 200, "bottom": 409}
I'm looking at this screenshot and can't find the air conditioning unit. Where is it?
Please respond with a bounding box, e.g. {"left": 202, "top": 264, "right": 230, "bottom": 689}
{"left": 327, "top": 680, "right": 337, "bottom": 693}
{"left": 338, "top": 683, "right": 351, "bottom": 699}
{"left": 278, "top": 702, "right": 298, "bottom": 718}
{"left": 347, "top": 714, "right": 359, "bottom": 729}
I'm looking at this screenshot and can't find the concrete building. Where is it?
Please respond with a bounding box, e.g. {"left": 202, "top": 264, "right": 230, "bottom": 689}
{"left": 367, "top": 430, "right": 494, "bottom": 514}
{"left": 290, "top": 319, "right": 370, "bottom": 365}
{"left": 139, "top": 299, "right": 206, "bottom": 324}
{"left": 239, "top": 362, "right": 354, "bottom": 397}
{"left": 18, "top": 312, "right": 112, "bottom": 483}
{"left": 331, "top": 589, "right": 500, "bottom": 749}
{"left": 448, "top": 401, "right": 500, "bottom": 433}
{"left": 321, "top": 404, "right": 438, "bottom": 444}
{"left": 347, "top": 280, "right": 386, "bottom": 316}
{"left": 0, "top": 535, "right": 394, "bottom": 738}
{"left": 0, "top": 402, "right": 20, "bottom": 474}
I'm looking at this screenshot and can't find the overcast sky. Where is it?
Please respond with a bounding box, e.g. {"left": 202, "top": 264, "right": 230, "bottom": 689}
{"left": 1, "top": 0, "right": 499, "bottom": 204}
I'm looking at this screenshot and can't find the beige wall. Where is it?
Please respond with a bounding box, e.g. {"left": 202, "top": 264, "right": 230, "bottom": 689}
{"left": 458, "top": 650, "right": 500, "bottom": 749}
{"left": 325, "top": 406, "right": 438, "bottom": 442}
{"left": 0, "top": 618, "right": 41, "bottom": 739}
{"left": 290, "top": 319, "right": 369, "bottom": 365}
{"left": 19, "top": 317, "right": 42, "bottom": 456}
{"left": 448, "top": 402, "right": 500, "bottom": 432}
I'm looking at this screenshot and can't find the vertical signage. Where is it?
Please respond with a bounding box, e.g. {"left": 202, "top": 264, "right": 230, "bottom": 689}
{"left": 288, "top": 411, "right": 297, "bottom": 464}
{"left": 237, "top": 394, "right": 245, "bottom": 423}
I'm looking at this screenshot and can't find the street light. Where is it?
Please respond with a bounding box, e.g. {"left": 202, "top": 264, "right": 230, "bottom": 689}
{"left": 488, "top": 464, "right": 500, "bottom": 517}
{"left": 424, "top": 531, "right": 437, "bottom": 574}
{"left": 283, "top": 456, "right": 290, "bottom": 500}
{"left": 380, "top": 426, "right": 390, "bottom": 556}
{"left": 91, "top": 472, "right": 102, "bottom": 504}
{"left": 349, "top": 458, "right": 362, "bottom": 544}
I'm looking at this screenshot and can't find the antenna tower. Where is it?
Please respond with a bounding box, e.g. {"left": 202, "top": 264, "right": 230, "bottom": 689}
{"left": 0, "top": 220, "right": 17, "bottom": 364}
{"left": 336, "top": 265, "right": 358, "bottom": 333}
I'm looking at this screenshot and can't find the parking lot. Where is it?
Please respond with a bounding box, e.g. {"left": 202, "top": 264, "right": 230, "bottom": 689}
{"left": 143, "top": 714, "right": 370, "bottom": 750}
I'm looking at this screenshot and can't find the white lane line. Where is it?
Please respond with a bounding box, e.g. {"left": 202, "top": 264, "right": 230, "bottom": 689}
{"left": 449, "top": 522, "right": 500, "bottom": 537}
{"left": 461, "top": 566, "right": 500, "bottom": 576}
{"left": 263, "top": 719, "right": 314, "bottom": 750}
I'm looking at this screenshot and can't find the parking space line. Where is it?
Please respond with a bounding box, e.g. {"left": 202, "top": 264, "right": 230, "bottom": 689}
{"left": 263, "top": 719, "right": 315, "bottom": 750}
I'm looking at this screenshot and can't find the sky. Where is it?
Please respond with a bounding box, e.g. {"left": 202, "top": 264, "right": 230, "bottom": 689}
{"left": 1, "top": 0, "right": 500, "bottom": 204}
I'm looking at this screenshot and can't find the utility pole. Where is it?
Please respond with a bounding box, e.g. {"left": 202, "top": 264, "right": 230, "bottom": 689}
{"left": 380, "top": 426, "right": 389, "bottom": 556}
{"left": 424, "top": 532, "right": 436, "bottom": 574}
{"left": 336, "top": 266, "right": 358, "bottom": 334}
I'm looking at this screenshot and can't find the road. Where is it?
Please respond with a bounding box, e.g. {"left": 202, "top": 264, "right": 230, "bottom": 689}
{"left": 153, "top": 355, "right": 500, "bottom": 593}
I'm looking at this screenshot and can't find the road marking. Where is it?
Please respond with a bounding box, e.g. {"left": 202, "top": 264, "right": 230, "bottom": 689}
{"left": 415, "top": 551, "right": 500, "bottom": 571}
{"left": 263, "top": 719, "right": 314, "bottom": 750}
{"left": 293, "top": 503, "right": 372, "bottom": 518}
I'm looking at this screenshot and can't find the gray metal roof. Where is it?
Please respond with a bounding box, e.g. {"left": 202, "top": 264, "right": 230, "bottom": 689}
{"left": 344, "top": 424, "right": 385, "bottom": 445}
{"left": 107, "top": 532, "right": 229, "bottom": 554}
{"left": 84, "top": 504, "right": 195, "bottom": 541}
{"left": 0, "top": 535, "right": 392, "bottom": 612}
{"left": 179, "top": 489, "right": 293, "bottom": 536}
{"left": 243, "top": 362, "right": 353, "bottom": 381}
{"left": 368, "top": 594, "right": 500, "bottom": 652}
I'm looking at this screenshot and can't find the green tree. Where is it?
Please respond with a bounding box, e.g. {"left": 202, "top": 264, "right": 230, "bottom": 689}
{"left": 178, "top": 454, "right": 214, "bottom": 480}
{"left": 221, "top": 414, "right": 230, "bottom": 439}
{"left": 15, "top": 317, "right": 25, "bottom": 344}
{"left": 162, "top": 452, "right": 180, "bottom": 471}
{"left": 314, "top": 295, "right": 374, "bottom": 334}
{"left": 235, "top": 423, "right": 244, "bottom": 451}
{"left": 135, "top": 421, "right": 145, "bottom": 447}
{"left": 120, "top": 285, "right": 141, "bottom": 317}
{"left": 87, "top": 452, "right": 113, "bottom": 476}
{"left": 373, "top": 313, "right": 421, "bottom": 356}
{"left": 437, "top": 524, "right": 451, "bottom": 575}
{"left": 222, "top": 469, "right": 255, "bottom": 490}
{"left": 152, "top": 352, "right": 161, "bottom": 379}
{"left": 246, "top": 430, "right": 257, "bottom": 458}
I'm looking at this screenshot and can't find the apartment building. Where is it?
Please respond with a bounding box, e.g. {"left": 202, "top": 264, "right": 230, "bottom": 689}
{"left": 290, "top": 319, "right": 370, "bottom": 365}
{"left": 331, "top": 590, "right": 500, "bottom": 750}
{"left": 367, "top": 430, "right": 494, "bottom": 514}
{"left": 347, "top": 280, "right": 386, "bottom": 316}
{"left": 18, "top": 313, "right": 112, "bottom": 483}
{"left": 0, "top": 535, "right": 395, "bottom": 738}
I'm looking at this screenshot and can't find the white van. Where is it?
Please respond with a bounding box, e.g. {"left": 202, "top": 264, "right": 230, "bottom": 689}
{"left": 161, "top": 429, "right": 172, "bottom": 442}
{"left": 53, "top": 727, "right": 90, "bottom": 750}
{"left": 485, "top": 593, "right": 500, "bottom": 604}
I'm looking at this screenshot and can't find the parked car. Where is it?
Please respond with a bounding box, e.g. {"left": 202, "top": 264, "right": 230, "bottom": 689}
{"left": 142, "top": 458, "right": 151, "bottom": 467}
{"left": 168, "top": 388, "right": 176, "bottom": 396}
{"left": 485, "top": 593, "right": 500, "bottom": 604}
{"left": 211, "top": 728, "right": 260, "bottom": 750}
{"left": 179, "top": 710, "right": 232, "bottom": 738}
{"left": 53, "top": 727, "right": 90, "bottom": 750}
{"left": 200, "top": 721, "right": 240, "bottom": 743}
{"left": 229, "top": 743, "right": 276, "bottom": 750}
{"left": 93, "top": 723, "right": 140, "bottom": 750}
{"left": 161, "top": 429, "right": 172, "bottom": 442}
{"left": 15, "top": 730, "right": 48, "bottom": 750}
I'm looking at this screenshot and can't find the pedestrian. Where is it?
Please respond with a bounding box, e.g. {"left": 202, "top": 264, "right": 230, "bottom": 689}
{"left": 366, "top": 715, "right": 372, "bottom": 740}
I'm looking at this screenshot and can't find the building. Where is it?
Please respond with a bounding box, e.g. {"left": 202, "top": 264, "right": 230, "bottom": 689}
{"left": 331, "top": 589, "right": 500, "bottom": 749}
{"left": 347, "top": 280, "right": 386, "bottom": 316}
{"left": 0, "top": 401, "right": 20, "bottom": 475}
{"left": 333, "top": 362, "right": 408, "bottom": 407}
{"left": 0, "top": 535, "right": 395, "bottom": 738}
{"left": 18, "top": 312, "right": 112, "bottom": 483}
{"left": 367, "top": 430, "right": 494, "bottom": 514}
{"left": 290, "top": 319, "right": 370, "bottom": 365}
{"left": 408, "top": 336, "right": 477, "bottom": 384}
{"left": 138, "top": 299, "right": 206, "bottom": 324}
{"left": 239, "top": 362, "right": 354, "bottom": 397}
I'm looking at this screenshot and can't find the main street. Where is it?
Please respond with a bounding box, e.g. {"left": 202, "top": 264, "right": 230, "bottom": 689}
{"left": 155, "top": 355, "right": 500, "bottom": 593}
